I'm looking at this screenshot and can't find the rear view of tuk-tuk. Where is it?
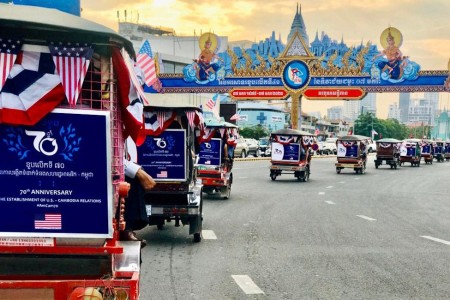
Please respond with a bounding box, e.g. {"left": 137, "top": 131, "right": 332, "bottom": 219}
{"left": 0, "top": 4, "right": 144, "bottom": 299}
{"left": 136, "top": 99, "right": 204, "bottom": 242}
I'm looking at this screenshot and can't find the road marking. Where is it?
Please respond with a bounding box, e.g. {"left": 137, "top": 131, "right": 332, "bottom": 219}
{"left": 232, "top": 275, "right": 264, "bottom": 295}
{"left": 339, "top": 181, "right": 345, "bottom": 184}
{"left": 356, "top": 215, "right": 376, "bottom": 221}
{"left": 420, "top": 236, "right": 450, "bottom": 245}
{"left": 201, "top": 230, "right": 217, "bottom": 240}
{"left": 354, "top": 178, "right": 360, "bottom": 180}
{"left": 326, "top": 185, "right": 333, "bottom": 189}
{"left": 318, "top": 192, "right": 325, "bottom": 195}
{"left": 325, "top": 201, "right": 336, "bottom": 205}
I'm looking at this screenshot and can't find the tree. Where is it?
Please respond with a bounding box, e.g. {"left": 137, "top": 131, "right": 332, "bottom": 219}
{"left": 239, "top": 125, "right": 270, "bottom": 139}
{"left": 354, "top": 113, "right": 409, "bottom": 140}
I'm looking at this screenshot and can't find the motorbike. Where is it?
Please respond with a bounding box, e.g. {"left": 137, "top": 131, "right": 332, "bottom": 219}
{"left": 374, "top": 138, "right": 402, "bottom": 169}
{"left": 433, "top": 141, "right": 445, "bottom": 162}
{"left": 136, "top": 99, "right": 204, "bottom": 242}
{"left": 400, "top": 139, "right": 421, "bottom": 167}
{"left": 335, "top": 135, "right": 370, "bottom": 174}
{"left": 269, "top": 128, "right": 318, "bottom": 181}
{"left": 196, "top": 118, "right": 239, "bottom": 199}
{"left": 421, "top": 139, "right": 434, "bottom": 164}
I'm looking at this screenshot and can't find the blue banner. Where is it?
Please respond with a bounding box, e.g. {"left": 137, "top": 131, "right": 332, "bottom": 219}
{"left": 0, "top": 109, "right": 111, "bottom": 237}
{"left": 198, "top": 138, "right": 222, "bottom": 166}
{"left": 137, "top": 129, "right": 186, "bottom": 181}
{"left": 271, "top": 142, "right": 300, "bottom": 161}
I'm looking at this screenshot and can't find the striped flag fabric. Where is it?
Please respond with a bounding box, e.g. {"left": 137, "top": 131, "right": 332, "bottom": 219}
{"left": 49, "top": 42, "right": 94, "bottom": 106}
{"left": 34, "top": 213, "right": 62, "bottom": 230}
{"left": 137, "top": 40, "right": 157, "bottom": 86}
{"left": 111, "top": 48, "right": 145, "bottom": 146}
{"left": 185, "top": 110, "right": 195, "bottom": 128}
{"left": 205, "top": 97, "right": 215, "bottom": 110}
{"left": 230, "top": 113, "right": 240, "bottom": 121}
{"left": 0, "top": 50, "right": 65, "bottom": 125}
{"left": 0, "top": 38, "right": 21, "bottom": 91}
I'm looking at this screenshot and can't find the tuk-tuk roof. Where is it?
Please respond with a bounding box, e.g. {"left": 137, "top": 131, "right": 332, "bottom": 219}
{"left": 0, "top": 4, "right": 134, "bottom": 55}
{"left": 143, "top": 93, "right": 202, "bottom": 111}
{"left": 337, "top": 135, "right": 369, "bottom": 141}
{"left": 376, "top": 138, "right": 402, "bottom": 143}
{"left": 405, "top": 138, "right": 422, "bottom": 143}
{"left": 270, "top": 128, "right": 314, "bottom": 136}
{"left": 204, "top": 118, "right": 238, "bottom": 128}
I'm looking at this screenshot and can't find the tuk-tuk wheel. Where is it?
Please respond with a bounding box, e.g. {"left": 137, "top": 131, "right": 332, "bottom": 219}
{"left": 375, "top": 163, "right": 379, "bottom": 169}
{"left": 336, "top": 168, "right": 341, "bottom": 174}
{"left": 222, "top": 185, "right": 231, "bottom": 199}
{"left": 300, "top": 167, "right": 310, "bottom": 182}
{"left": 270, "top": 172, "right": 277, "bottom": 181}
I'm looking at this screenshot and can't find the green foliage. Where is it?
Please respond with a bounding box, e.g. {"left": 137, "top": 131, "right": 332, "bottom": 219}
{"left": 354, "top": 112, "right": 409, "bottom": 140}
{"left": 239, "top": 125, "right": 270, "bottom": 139}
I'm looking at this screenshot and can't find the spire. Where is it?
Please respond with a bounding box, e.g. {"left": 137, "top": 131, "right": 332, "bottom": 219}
{"left": 287, "top": 2, "right": 309, "bottom": 45}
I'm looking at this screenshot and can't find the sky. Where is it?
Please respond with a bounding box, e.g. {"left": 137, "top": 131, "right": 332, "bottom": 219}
{"left": 80, "top": 0, "right": 450, "bottom": 118}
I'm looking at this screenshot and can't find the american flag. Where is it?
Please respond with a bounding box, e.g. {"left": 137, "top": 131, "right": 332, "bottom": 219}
{"left": 0, "top": 38, "right": 21, "bottom": 91}
{"left": 34, "top": 213, "right": 62, "bottom": 230}
{"left": 49, "top": 42, "right": 93, "bottom": 106}
{"left": 185, "top": 110, "right": 195, "bottom": 128}
{"left": 205, "top": 98, "right": 215, "bottom": 110}
{"left": 137, "top": 40, "right": 157, "bottom": 86}
{"left": 157, "top": 170, "right": 168, "bottom": 178}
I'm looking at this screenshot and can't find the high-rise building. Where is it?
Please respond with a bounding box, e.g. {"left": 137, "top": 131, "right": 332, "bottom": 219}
{"left": 399, "top": 92, "right": 410, "bottom": 123}
{"left": 343, "top": 101, "right": 360, "bottom": 122}
{"left": 388, "top": 103, "right": 401, "bottom": 121}
{"left": 327, "top": 106, "right": 343, "bottom": 120}
{"left": 360, "top": 93, "right": 376, "bottom": 115}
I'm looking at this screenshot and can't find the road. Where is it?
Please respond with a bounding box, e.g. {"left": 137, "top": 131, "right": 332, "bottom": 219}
{"left": 137, "top": 154, "right": 450, "bottom": 299}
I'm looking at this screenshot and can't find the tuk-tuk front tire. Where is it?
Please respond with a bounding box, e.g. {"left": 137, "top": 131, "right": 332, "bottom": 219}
{"left": 270, "top": 171, "right": 277, "bottom": 181}
{"left": 336, "top": 168, "right": 341, "bottom": 174}
{"left": 193, "top": 232, "right": 201, "bottom": 243}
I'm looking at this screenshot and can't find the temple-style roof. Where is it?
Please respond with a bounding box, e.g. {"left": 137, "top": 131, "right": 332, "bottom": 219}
{"left": 287, "top": 3, "right": 309, "bottom": 45}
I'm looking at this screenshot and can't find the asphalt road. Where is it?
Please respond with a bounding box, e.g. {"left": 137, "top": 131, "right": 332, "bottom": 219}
{"left": 137, "top": 154, "right": 450, "bottom": 299}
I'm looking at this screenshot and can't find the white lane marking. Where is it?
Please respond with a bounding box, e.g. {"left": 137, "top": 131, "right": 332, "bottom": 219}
{"left": 325, "top": 201, "right": 336, "bottom": 205}
{"left": 354, "top": 178, "right": 360, "bottom": 180}
{"left": 420, "top": 236, "right": 450, "bottom": 245}
{"left": 326, "top": 186, "right": 333, "bottom": 189}
{"left": 318, "top": 192, "right": 325, "bottom": 195}
{"left": 356, "top": 215, "right": 376, "bottom": 221}
{"left": 232, "top": 275, "right": 265, "bottom": 295}
{"left": 339, "top": 181, "right": 345, "bottom": 184}
{"left": 201, "top": 230, "right": 217, "bottom": 240}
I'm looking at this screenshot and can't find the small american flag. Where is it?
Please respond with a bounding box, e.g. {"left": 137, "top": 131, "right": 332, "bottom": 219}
{"left": 205, "top": 98, "right": 215, "bottom": 110}
{"left": 157, "top": 170, "right": 168, "bottom": 178}
{"left": 137, "top": 40, "right": 157, "bottom": 86}
{"left": 34, "top": 213, "right": 62, "bottom": 230}
{"left": 0, "top": 38, "right": 21, "bottom": 91}
{"left": 49, "top": 42, "right": 93, "bottom": 106}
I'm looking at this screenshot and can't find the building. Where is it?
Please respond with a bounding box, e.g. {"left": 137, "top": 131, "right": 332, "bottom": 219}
{"left": 387, "top": 103, "right": 401, "bottom": 121}
{"left": 431, "top": 111, "right": 450, "bottom": 140}
{"left": 343, "top": 101, "right": 360, "bottom": 122}
{"left": 399, "top": 92, "right": 411, "bottom": 123}
{"left": 327, "top": 106, "right": 343, "bottom": 120}
{"left": 360, "top": 93, "right": 377, "bottom": 115}
{"left": 235, "top": 102, "right": 289, "bottom": 132}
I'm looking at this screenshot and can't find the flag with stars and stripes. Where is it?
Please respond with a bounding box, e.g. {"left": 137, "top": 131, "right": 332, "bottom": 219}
{"left": 0, "top": 38, "right": 22, "bottom": 91}
{"left": 49, "top": 42, "right": 94, "bottom": 106}
{"left": 137, "top": 40, "right": 157, "bottom": 87}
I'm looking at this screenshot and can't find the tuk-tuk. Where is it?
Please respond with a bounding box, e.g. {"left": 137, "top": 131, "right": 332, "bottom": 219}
{"left": 374, "top": 138, "right": 402, "bottom": 169}
{"left": 433, "top": 140, "right": 445, "bottom": 162}
{"left": 196, "top": 118, "right": 239, "bottom": 199}
{"left": 421, "top": 139, "right": 434, "bottom": 164}
{"left": 269, "top": 128, "right": 318, "bottom": 181}
{"left": 335, "top": 135, "right": 369, "bottom": 174}
{"left": 136, "top": 96, "right": 204, "bottom": 242}
{"left": 400, "top": 139, "right": 421, "bottom": 167}
{"left": 0, "top": 4, "right": 143, "bottom": 298}
{"left": 445, "top": 141, "right": 450, "bottom": 161}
